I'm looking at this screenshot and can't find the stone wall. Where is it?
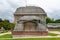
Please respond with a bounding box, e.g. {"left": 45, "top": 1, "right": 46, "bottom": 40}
{"left": 12, "top": 31, "right": 48, "bottom": 36}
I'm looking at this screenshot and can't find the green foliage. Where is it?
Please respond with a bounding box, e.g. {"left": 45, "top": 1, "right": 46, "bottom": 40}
{"left": 8, "top": 23, "right": 15, "bottom": 30}
{"left": 0, "top": 18, "right": 3, "bottom": 22}
{"left": 4, "top": 19, "right": 10, "bottom": 23}
{"left": 46, "top": 17, "right": 55, "bottom": 24}
{"left": 0, "top": 18, "right": 15, "bottom": 30}
{"left": 46, "top": 17, "right": 60, "bottom": 24}
{"left": 3, "top": 21, "right": 9, "bottom": 30}
{"left": 55, "top": 19, "right": 60, "bottom": 23}
{"left": 0, "top": 22, "right": 3, "bottom": 28}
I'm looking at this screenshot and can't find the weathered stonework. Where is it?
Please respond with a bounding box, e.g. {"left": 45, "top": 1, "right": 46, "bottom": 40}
{"left": 12, "top": 6, "right": 48, "bottom": 37}
{"left": 12, "top": 31, "right": 48, "bottom": 36}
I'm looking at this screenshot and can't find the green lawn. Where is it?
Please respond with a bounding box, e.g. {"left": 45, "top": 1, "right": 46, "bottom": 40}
{"left": 49, "top": 29, "right": 60, "bottom": 31}
{"left": 0, "top": 34, "right": 12, "bottom": 38}
{"left": 0, "top": 34, "right": 60, "bottom": 40}
{"left": 0, "top": 38, "right": 60, "bottom": 40}
{"left": 0, "top": 33, "right": 58, "bottom": 38}
{"left": 48, "top": 33, "right": 58, "bottom": 36}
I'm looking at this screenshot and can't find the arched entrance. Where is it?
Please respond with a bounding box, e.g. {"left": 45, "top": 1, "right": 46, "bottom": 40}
{"left": 23, "top": 21, "right": 37, "bottom": 31}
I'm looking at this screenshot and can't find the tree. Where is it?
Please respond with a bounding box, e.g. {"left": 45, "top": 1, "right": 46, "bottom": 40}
{"left": 0, "top": 22, "right": 3, "bottom": 29}
{"left": 0, "top": 18, "right": 15, "bottom": 30}
{"left": 55, "top": 19, "right": 60, "bottom": 23}
{"left": 46, "top": 17, "right": 54, "bottom": 24}
{"left": 0, "top": 18, "right": 3, "bottom": 22}
{"left": 8, "top": 23, "right": 15, "bottom": 30}
{"left": 3, "top": 21, "right": 9, "bottom": 30}
{"left": 4, "top": 19, "right": 10, "bottom": 23}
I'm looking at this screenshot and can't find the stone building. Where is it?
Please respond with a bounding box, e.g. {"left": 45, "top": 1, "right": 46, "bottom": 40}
{"left": 12, "top": 6, "right": 48, "bottom": 37}
{"left": 47, "top": 23, "right": 60, "bottom": 29}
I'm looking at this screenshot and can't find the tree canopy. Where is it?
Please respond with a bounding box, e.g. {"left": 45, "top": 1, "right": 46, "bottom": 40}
{"left": 0, "top": 18, "right": 15, "bottom": 30}
{"left": 46, "top": 17, "right": 60, "bottom": 24}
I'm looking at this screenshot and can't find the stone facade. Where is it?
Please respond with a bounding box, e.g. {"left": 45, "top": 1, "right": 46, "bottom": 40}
{"left": 12, "top": 6, "right": 48, "bottom": 37}
{"left": 12, "top": 31, "right": 48, "bottom": 38}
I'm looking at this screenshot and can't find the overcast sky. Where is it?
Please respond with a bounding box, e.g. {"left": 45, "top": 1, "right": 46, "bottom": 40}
{"left": 0, "top": 0, "right": 60, "bottom": 22}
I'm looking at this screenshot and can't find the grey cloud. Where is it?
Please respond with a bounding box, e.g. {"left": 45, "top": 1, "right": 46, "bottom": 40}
{"left": 47, "top": 10, "right": 60, "bottom": 20}
{"left": 0, "top": 0, "right": 60, "bottom": 22}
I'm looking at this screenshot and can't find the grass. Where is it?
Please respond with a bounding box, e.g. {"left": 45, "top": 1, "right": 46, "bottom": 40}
{"left": 0, "top": 33, "right": 58, "bottom": 38}
{"left": 0, "top": 34, "right": 12, "bottom": 38}
{"left": 48, "top": 33, "right": 58, "bottom": 36}
{"left": 0, "top": 34, "right": 59, "bottom": 40}
{"left": 0, "top": 38, "right": 60, "bottom": 40}
{"left": 49, "top": 29, "right": 60, "bottom": 31}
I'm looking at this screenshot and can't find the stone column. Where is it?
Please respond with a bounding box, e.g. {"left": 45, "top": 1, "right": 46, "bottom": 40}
{"left": 14, "top": 24, "right": 24, "bottom": 31}
{"left": 14, "top": 16, "right": 24, "bottom": 31}
{"left": 14, "top": 16, "right": 18, "bottom": 25}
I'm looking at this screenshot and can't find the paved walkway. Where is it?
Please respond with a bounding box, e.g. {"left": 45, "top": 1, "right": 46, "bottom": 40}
{"left": 13, "top": 36, "right": 60, "bottom": 38}
{"left": 49, "top": 31, "right": 60, "bottom": 34}
{"left": 49, "top": 31, "right": 60, "bottom": 36}
{"left": 0, "top": 32, "right": 11, "bottom": 36}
